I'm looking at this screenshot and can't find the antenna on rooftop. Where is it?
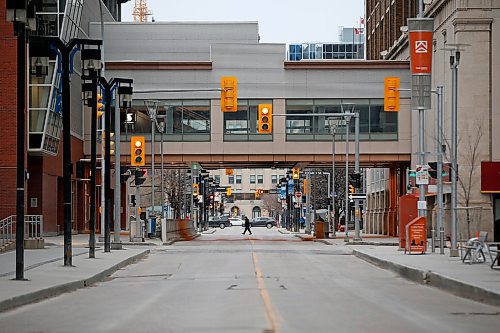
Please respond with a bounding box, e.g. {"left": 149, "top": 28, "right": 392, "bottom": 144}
{"left": 133, "top": 0, "right": 152, "bottom": 22}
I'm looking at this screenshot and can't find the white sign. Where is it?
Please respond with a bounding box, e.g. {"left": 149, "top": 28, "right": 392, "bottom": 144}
{"left": 417, "top": 200, "right": 427, "bottom": 210}
{"left": 214, "top": 192, "right": 220, "bottom": 202}
{"left": 415, "top": 165, "right": 429, "bottom": 185}
{"left": 415, "top": 40, "right": 428, "bottom": 53}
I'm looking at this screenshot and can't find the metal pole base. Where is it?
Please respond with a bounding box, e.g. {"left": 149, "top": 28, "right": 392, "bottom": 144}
{"left": 431, "top": 229, "right": 435, "bottom": 253}
{"left": 439, "top": 230, "right": 445, "bottom": 255}
{"left": 449, "top": 249, "right": 459, "bottom": 257}
{"left": 353, "top": 237, "right": 362, "bottom": 242}
{"left": 111, "top": 242, "right": 123, "bottom": 250}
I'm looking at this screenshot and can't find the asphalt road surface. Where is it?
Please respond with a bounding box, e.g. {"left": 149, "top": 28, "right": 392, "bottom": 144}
{"left": 1, "top": 227, "right": 499, "bottom": 333}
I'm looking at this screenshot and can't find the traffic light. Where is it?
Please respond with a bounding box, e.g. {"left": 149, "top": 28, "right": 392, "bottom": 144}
{"left": 258, "top": 104, "right": 273, "bottom": 133}
{"left": 225, "top": 168, "right": 234, "bottom": 175}
{"left": 384, "top": 77, "right": 400, "bottom": 111}
{"left": 255, "top": 189, "right": 263, "bottom": 199}
{"left": 97, "top": 93, "right": 104, "bottom": 118}
{"left": 349, "top": 172, "right": 361, "bottom": 188}
{"left": 220, "top": 76, "right": 238, "bottom": 112}
{"left": 120, "top": 166, "right": 131, "bottom": 183}
{"left": 226, "top": 187, "right": 231, "bottom": 196}
{"left": 130, "top": 136, "right": 145, "bottom": 166}
{"left": 135, "top": 169, "right": 146, "bottom": 186}
{"left": 193, "top": 183, "right": 199, "bottom": 196}
{"left": 292, "top": 168, "right": 300, "bottom": 180}
{"left": 427, "top": 162, "right": 449, "bottom": 179}
{"left": 349, "top": 185, "right": 355, "bottom": 193}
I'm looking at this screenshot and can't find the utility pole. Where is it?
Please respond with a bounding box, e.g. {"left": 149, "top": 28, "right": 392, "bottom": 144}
{"left": 344, "top": 115, "right": 351, "bottom": 242}
{"left": 436, "top": 86, "right": 445, "bottom": 254}
{"left": 450, "top": 53, "right": 459, "bottom": 257}
{"left": 354, "top": 112, "right": 362, "bottom": 241}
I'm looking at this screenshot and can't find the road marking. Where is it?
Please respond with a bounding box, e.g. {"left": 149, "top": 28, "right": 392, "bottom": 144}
{"left": 251, "top": 240, "right": 278, "bottom": 333}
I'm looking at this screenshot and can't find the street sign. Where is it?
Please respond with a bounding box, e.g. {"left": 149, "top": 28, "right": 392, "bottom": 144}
{"left": 416, "top": 165, "right": 429, "bottom": 185}
{"left": 295, "top": 192, "right": 302, "bottom": 198}
{"left": 348, "top": 193, "right": 366, "bottom": 200}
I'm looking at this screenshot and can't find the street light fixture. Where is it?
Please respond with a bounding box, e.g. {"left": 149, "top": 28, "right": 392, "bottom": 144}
{"left": 328, "top": 117, "right": 345, "bottom": 239}
{"left": 81, "top": 43, "right": 102, "bottom": 258}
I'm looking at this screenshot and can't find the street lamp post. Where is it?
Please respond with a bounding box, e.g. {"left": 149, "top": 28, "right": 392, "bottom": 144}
{"left": 450, "top": 52, "right": 460, "bottom": 257}
{"left": 328, "top": 118, "right": 343, "bottom": 239}
{"left": 98, "top": 77, "right": 133, "bottom": 252}
{"left": 33, "top": 36, "right": 102, "bottom": 266}
{"left": 344, "top": 114, "right": 352, "bottom": 243}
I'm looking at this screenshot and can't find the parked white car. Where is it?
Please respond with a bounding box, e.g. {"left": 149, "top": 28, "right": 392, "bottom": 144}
{"left": 229, "top": 217, "right": 244, "bottom": 226}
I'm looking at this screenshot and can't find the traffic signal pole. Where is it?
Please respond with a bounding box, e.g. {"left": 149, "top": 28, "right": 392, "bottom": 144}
{"left": 354, "top": 113, "right": 362, "bottom": 241}
{"left": 436, "top": 86, "right": 445, "bottom": 254}
{"left": 15, "top": 19, "right": 26, "bottom": 280}
{"left": 89, "top": 70, "right": 98, "bottom": 258}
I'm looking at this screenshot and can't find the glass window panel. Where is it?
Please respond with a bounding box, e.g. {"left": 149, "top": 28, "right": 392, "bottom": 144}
{"left": 257, "top": 175, "right": 263, "bottom": 184}
{"left": 333, "top": 44, "right": 339, "bottom": 52}
{"left": 369, "top": 101, "right": 398, "bottom": 134}
{"left": 29, "top": 109, "right": 46, "bottom": 132}
{"left": 250, "top": 175, "right": 256, "bottom": 184}
{"left": 30, "top": 86, "right": 51, "bottom": 108}
{"left": 182, "top": 104, "right": 210, "bottom": 134}
{"left": 215, "top": 175, "right": 220, "bottom": 183}
{"left": 236, "top": 175, "right": 242, "bottom": 184}
{"left": 228, "top": 175, "right": 234, "bottom": 184}
{"left": 271, "top": 175, "right": 277, "bottom": 184}
{"left": 339, "top": 44, "right": 345, "bottom": 52}
{"left": 286, "top": 101, "right": 313, "bottom": 134}
{"left": 346, "top": 44, "right": 352, "bottom": 52}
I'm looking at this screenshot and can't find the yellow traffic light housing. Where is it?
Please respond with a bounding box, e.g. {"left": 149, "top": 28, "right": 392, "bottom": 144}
{"left": 193, "top": 183, "right": 199, "bottom": 196}
{"left": 384, "top": 77, "right": 400, "bottom": 111}
{"left": 97, "top": 93, "right": 104, "bottom": 118}
{"left": 258, "top": 104, "right": 273, "bottom": 133}
{"left": 226, "top": 187, "right": 231, "bottom": 196}
{"left": 349, "top": 185, "right": 355, "bottom": 193}
{"left": 225, "top": 168, "right": 234, "bottom": 175}
{"left": 220, "top": 76, "right": 238, "bottom": 112}
{"left": 130, "top": 136, "right": 145, "bottom": 166}
{"left": 292, "top": 168, "right": 300, "bottom": 180}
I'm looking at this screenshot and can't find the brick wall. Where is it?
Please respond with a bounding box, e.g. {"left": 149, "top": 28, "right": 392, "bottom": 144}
{"left": 0, "top": 0, "right": 20, "bottom": 219}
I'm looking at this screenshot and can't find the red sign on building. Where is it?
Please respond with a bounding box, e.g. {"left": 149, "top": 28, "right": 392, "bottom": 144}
{"left": 481, "top": 162, "right": 500, "bottom": 193}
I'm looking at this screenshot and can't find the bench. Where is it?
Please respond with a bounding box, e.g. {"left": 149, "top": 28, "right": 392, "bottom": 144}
{"left": 462, "top": 231, "right": 489, "bottom": 264}
{"left": 487, "top": 243, "right": 500, "bottom": 269}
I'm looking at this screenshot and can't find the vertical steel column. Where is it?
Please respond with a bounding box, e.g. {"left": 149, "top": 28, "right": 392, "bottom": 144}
{"left": 151, "top": 120, "right": 155, "bottom": 217}
{"left": 331, "top": 124, "right": 336, "bottom": 238}
{"left": 160, "top": 124, "right": 164, "bottom": 220}
{"left": 450, "top": 56, "right": 459, "bottom": 257}
{"left": 354, "top": 113, "right": 361, "bottom": 240}
{"left": 15, "top": 21, "right": 26, "bottom": 279}
{"left": 418, "top": 107, "right": 426, "bottom": 218}
{"left": 113, "top": 92, "right": 121, "bottom": 248}
{"left": 344, "top": 117, "right": 350, "bottom": 242}
{"left": 62, "top": 47, "right": 73, "bottom": 265}
{"left": 104, "top": 87, "right": 112, "bottom": 252}
{"left": 437, "top": 86, "right": 445, "bottom": 254}
{"left": 89, "top": 70, "right": 97, "bottom": 258}
{"left": 305, "top": 170, "right": 311, "bottom": 234}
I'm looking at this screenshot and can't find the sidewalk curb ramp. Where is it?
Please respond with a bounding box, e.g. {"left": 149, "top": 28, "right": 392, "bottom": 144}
{"left": 0, "top": 249, "right": 150, "bottom": 313}
{"left": 353, "top": 249, "right": 500, "bottom": 307}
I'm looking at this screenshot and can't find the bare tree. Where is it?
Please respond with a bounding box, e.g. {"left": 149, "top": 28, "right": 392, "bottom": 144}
{"left": 260, "top": 194, "right": 283, "bottom": 218}
{"left": 443, "top": 116, "right": 485, "bottom": 238}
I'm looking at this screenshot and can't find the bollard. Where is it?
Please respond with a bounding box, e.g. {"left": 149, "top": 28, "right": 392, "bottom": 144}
{"left": 431, "top": 229, "right": 435, "bottom": 253}
{"left": 439, "top": 229, "right": 445, "bottom": 254}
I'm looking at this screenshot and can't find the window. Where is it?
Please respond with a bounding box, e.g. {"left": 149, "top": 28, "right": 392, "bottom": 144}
{"left": 228, "top": 175, "right": 234, "bottom": 184}
{"left": 215, "top": 175, "right": 220, "bottom": 184}
{"left": 271, "top": 175, "right": 277, "bottom": 184}
{"left": 285, "top": 99, "right": 398, "bottom": 141}
{"left": 224, "top": 100, "right": 273, "bottom": 141}
{"left": 250, "top": 175, "right": 256, "bottom": 184}
{"left": 236, "top": 175, "right": 242, "bottom": 184}
{"left": 252, "top": 206, "right": 261, "bottom": 218}
{"left": 257, "top": 175, "right": 264, "bottom": 184}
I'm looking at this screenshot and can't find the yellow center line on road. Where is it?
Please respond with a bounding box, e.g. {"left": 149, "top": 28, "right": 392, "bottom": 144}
{"left": 251, "top": 239, "right": 279, "bottom": 333}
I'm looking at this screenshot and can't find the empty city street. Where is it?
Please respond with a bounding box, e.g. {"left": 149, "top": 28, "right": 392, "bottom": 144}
{"left": 1, "top": 228, "right": 499, "bottom": 333}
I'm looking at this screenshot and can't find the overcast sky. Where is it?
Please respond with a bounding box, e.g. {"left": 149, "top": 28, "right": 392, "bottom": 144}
{"left": 121, "top": 0, "right": 365, "bottom": 44}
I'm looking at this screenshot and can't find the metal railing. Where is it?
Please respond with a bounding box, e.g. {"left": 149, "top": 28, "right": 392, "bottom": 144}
{"left": 0, "top": 215, "right": 43, "bottom": 248}
{"left": 0, "top": 216, "right": 14, "bottom": 247}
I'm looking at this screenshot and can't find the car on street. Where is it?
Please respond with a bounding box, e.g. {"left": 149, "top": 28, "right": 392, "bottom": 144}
{"left": 208, "top": 216, "right": 231, "bottom": 229}
{"left": 229, "top": 217, "right": 245, "bottom": 226}
{"left": 251, "top": 217, "right": 277, "bottom": 229}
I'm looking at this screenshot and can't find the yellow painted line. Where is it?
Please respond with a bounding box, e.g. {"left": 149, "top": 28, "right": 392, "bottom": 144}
{"left": 251, "top": 239, "right": 278, "bottom": 332}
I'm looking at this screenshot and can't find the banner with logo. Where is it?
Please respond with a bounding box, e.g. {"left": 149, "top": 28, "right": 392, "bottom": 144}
{"left": 409, "top": 31, "right": 433, "bottom": 74}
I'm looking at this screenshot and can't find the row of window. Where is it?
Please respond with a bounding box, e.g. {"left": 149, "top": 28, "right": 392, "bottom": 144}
{"left": 225, "top": 175, "right": 280, "bottom": 185}
{"left": 288, "top": 43, "right": 365, "bottom": 61}
{"left": 122, "top": 98, "right": 398, "bottom": 141}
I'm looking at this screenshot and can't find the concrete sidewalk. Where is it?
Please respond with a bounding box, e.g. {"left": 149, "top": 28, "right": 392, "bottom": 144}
{"left": 0, "top": 245, "right": 149, "bottom": 312}
{"left": 297, "top": 233, "right": 500, "bottom": 307}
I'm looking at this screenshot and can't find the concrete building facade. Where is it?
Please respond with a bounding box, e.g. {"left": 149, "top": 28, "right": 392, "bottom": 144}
{"left": 364, "top": 0, "right": 500, "bottom": 241}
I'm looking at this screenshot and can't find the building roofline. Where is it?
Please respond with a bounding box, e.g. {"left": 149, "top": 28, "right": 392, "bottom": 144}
{"left": 284, "top": 60, "right": 410, "bottom": 70}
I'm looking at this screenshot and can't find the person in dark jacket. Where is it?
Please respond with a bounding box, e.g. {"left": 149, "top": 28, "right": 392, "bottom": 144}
{"left": 242, "top": 216, "right": 252, "bottom": 235}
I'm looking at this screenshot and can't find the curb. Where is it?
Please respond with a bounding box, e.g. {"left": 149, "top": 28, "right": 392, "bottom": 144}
{"left": 346, "top": 241, "right": 399, "bottom": 246}
{"left": 353, "top": 249, "right": 500, "bottom": 307}
{"left": 0, "top": 250, "right": 150, "bottom": 313}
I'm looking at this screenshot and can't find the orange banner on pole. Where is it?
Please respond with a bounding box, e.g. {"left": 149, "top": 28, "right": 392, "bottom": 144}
{"left": 409, "top": 31, "right": 433, "bottom": 74}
